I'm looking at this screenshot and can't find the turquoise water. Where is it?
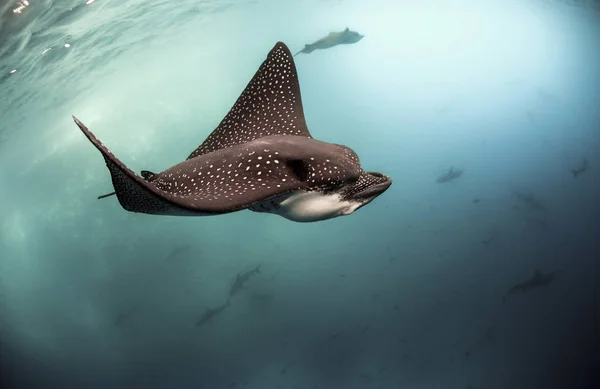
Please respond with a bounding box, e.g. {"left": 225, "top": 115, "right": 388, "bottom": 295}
{"left": 1, "top": 0, "right": 599, "bottom": 388}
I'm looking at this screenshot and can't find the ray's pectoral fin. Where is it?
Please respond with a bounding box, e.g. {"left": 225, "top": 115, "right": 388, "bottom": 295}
{"left": 186, "top": 42, "right": 311, "bottom": 160}
{"left": 73, "top": 116, "right": 187, "bottom": 215}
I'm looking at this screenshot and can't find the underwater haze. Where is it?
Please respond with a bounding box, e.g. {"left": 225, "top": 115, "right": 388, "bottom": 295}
{"left": 1, "top": 0, "right": 599, "bottom": 388}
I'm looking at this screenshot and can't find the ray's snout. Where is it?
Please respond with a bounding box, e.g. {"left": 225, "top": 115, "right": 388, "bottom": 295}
{"left": 346, "top": 171, "right": 392, "bottom": 202}
{"left": 369, "top": 171, "right": 385, "bottom": 179}
{"left": 366, "top": 171, "right": 392, "bottom": 195}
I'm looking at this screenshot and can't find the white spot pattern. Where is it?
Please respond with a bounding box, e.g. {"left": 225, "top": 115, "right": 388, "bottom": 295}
{"left": 150, "top": 142, "right": 362, "bottom": 205}
{"left": 187, "top": 43, "right": 311, "bottom": 160}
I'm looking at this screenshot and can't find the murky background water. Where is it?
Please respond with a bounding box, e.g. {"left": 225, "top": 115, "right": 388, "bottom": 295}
{"left": 1, "top": 0, "right": 599, "bottom": 388}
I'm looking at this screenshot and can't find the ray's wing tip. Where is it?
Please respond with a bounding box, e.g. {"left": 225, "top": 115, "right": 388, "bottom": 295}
{"left": 72, "top": 115, "right": 84, "bottom": 128}
{"left": 273, "top": 41, "right": 291, "bottom": 54}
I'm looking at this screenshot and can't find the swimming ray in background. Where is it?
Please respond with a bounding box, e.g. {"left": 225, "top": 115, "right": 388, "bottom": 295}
{"left": 73, "top": 42, "right": 391, "bottom": 223}
{"left": 195, "top": 300, "right": 230, "bottom": 327}
{"left": 293, "top": 27, "right": 364, "bottom": 57}
{"left": 512, "top": 191, "right": 547, "bottom": 212}
{"left": 228, "top": 264, "right": 261, "bottom": 300}
{"left": 436, "top": 166, "right": 463, "bottom": 183}
{"left": 570, "top": 157, "right": 589, "bottom": 178}
{"left": 502, "top": 268, "right": 561, "bottom": 302}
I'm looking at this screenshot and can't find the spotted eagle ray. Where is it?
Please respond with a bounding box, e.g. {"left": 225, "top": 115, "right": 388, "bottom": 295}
{"left": 73, "top": 42, "right": 391, "bottom": 223}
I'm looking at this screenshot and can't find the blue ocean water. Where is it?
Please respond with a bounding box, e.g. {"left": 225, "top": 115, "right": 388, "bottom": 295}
{"left": 1, "top": 0, "right": 599, "bottom": 388}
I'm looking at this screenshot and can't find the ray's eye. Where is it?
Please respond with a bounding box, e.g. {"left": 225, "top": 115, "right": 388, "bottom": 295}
{"left": 345, "top": 175, "right": 359, "bottom": 185}
{"left": 286, "top": 159, "right": 309, "bottom": 182}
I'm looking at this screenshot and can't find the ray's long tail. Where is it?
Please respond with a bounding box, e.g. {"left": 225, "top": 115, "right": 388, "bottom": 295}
{"left": 98, "top": 192, "right": 116, "bottom": 199}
